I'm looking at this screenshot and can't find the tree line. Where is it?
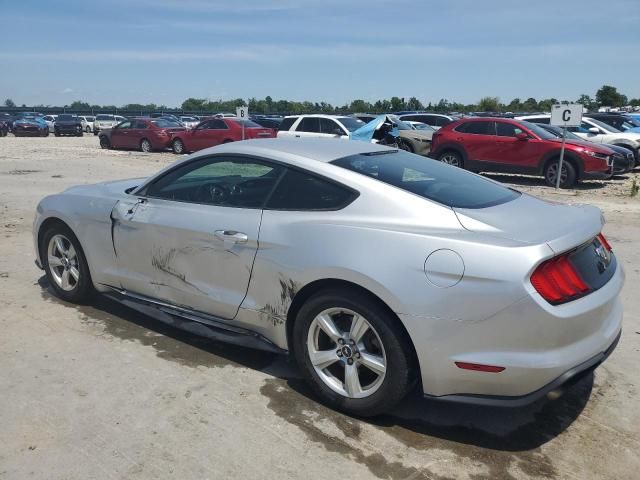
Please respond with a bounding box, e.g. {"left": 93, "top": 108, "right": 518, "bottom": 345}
{"left": 4, "top": 85, "right": 638, "bottom": 115}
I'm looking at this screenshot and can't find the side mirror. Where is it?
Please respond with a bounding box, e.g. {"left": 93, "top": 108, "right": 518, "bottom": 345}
{"left": 515, "top": 132, "right": 529, "bottom": 140}
{"left": 588, "top": 127, "right": 600, "bottom": 134}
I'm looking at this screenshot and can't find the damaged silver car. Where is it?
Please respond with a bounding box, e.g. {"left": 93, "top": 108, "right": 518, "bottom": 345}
{"left": 34, "top": 138, "right": 623, "bottom": 416}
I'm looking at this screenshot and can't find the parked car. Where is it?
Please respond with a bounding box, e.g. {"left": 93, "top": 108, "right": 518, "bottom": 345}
{"left": 430, "top": 117, "right": 613, "bottom": 187}
{"left": 13, "top": 115, "right": 49, "bottom": 137}
{"left": 536, "top": 124, "right": 635, "bottom": 174}
{"left": 33, "top": 138, "right": 623, "bottom": 416}
{"left": 278, "top": 115, "right": 365, "bottom": 139}
{"left": 93, "top": 114, "right": 126, "bottom": 135}
{"left": 397, "top": 113, "right": 459, "bottom": 130}
{"left": 171, "top": 118, "right": 276, "bottom": 154}
{"left": 356, "top": 115, "right": 433, "bottom": 155}
{"left": 516, "top": 114, "right": 640, "bottom": 162}
{"left": 0, "top": 120, "right": 9, "bottom": 137}
{"left": 54, "top": 114, "right": 84, "bottom": 136}
{"left": 251, "top": 116, "right": 283, "bottom": 130}
{"left": 78, "top": 116, "right": 95, "bottom": 133}
{"left": 405, "top": 121, "right": 437, "bottom": 132}
{"left": 352, "top": 113, "right": 377, "bottom": 123}
{"left": 99, "top": 118, "right": 185, "bottom": 152}
{"left": 179, "top": 116, "right": 200, "bottom": 129}
{"left": 586, "top": 113, "right": 640, "bottom": 133}
{"left": 215, "top": 112, "right": 237, "bottom": 118}
{"left": 43, "top": 115, "right": 58, "bottom": 132}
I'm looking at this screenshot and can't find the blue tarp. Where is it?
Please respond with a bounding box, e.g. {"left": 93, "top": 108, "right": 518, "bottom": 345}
{"left": 350, "top": 115, "right": 399, "bottom": 142}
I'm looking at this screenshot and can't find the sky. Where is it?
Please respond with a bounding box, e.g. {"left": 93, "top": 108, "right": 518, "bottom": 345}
{"left": 0, "top": 0, "right": 639, "bottom": 108}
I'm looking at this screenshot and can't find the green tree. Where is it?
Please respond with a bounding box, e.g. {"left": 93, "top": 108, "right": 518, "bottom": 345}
{"left": 522, "top": 97, "right": 538, "bottom": 111}
{"left": 477, "top": 96, "right": 500, "bottom": 112}
{"left": 349, "top": 99, "right": 371, "bottom": 112}
{"left": 4, "top": 98, "right": 15, "bottom": 108}
{"left": 537, "top": 98, "right": 558, "bottom": 112}
{"left": 406, "top": 96, "right": 424, "bottom": 111}
{"left": 595, "top": 85, "right": 627, "bottom": 108}
{"left": 629, "top": 98, "right": 640, "bottom": 107}
{"left": 390, "top": 96, "right": 405, "bottom": 112}
{"left": 181, "top": 98, "right": 208, "bottom": 111}
{"left": 505, "top": 98, "right": 522, "bottom": 112}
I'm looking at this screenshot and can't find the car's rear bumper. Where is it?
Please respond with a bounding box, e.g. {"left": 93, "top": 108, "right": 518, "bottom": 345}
{"left": 424, "top": 329, "right": 621, "bottom": 407}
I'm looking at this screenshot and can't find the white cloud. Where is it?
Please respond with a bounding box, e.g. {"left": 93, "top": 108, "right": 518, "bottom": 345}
{"left": 62, "top": 88, "right": 73, "bottom": 93}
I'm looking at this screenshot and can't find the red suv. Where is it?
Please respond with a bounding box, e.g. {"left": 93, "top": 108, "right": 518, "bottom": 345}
{"left": 430, "top": 117, "right": 614, "bottom": 187}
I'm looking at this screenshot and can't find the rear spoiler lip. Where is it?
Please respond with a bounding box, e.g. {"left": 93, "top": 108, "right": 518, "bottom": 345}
{"left": 545, "top": 206, "right": 604, "bottom": 255}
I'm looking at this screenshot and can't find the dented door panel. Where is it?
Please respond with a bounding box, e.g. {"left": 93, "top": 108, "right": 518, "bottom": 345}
{"left": 111, "top": 197, "right": 261, "bottom": 319}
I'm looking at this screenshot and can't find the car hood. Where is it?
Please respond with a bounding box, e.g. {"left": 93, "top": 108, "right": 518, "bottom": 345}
{"left": 64, "top": 178, "right": 145, "bottom": 198}
{"left": 453, "top": 193, "right": 603, "bottom": 253}
{"left": 399, "top": 130, "right": 433, "bottom": 141}
{"left": 549, "top": 137, "right": 613, "bottom": 153}
{"left": 15, "top": 118, "right": 46, "bottom": 126}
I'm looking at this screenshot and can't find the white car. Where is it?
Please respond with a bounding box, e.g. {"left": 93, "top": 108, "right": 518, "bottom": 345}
{"left": 516, "top": 114, "right": 640, "bottom": 161}
{"left": 78, "top": 116, "right": 95, "bottom": 134}
{"left": 93, "top": 114, "right": 126, "bottom": 135}
{"left": 277, "top": 114, "right": 365, "bottom": 139}
{"left": 397, "top": 113, "right": 459, "bottom": 130}
{"left": 404, "top": 121, "right": 437, "bottom": 133}
{"left": 42, "top": 115, "right": 58, "bottom": 132}
{"left": 180, "top": 116, "right": 200, "bottom": 129}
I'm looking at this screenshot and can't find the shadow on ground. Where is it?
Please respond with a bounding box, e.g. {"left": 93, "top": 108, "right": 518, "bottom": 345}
{"left": 38, "top": 275, "right": 595, "bottom": 478}
{"left": 482, "top": 172, "right": 608, "bottom": 190}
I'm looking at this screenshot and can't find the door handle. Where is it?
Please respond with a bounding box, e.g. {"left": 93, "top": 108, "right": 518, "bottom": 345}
{"left": 214, "top": 230, "right": 248, "bottom": 244}
{"left": 295, "top": 135, "right": 301, "bottom": 138}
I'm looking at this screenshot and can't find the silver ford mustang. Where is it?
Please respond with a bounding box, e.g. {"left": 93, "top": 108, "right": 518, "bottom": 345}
{"left": 33, "top": 138, "right": 623, "bottom": 416}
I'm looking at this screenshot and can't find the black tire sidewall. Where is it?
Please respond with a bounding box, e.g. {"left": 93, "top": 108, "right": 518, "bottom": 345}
{"left": 40, "top": 224, "right": 93, "bottom": 303}
{"left": 293, "top": 290, "right": 414, "bottom": 417}
{"left": 545, "top": 160, "right": 576, "bottom": 188}
{"left": 439, "top": 150, "right": 463, "bottom": 168}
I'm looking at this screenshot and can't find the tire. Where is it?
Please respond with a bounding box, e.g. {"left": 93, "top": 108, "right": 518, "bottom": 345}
{"left": 172, "top": 138, "right": 185, "bottom": 154}
{"left": 77, "top": 131, "right": 83, "bottom": 137}
{"left": 223, "top": 139, "right": 234, "bottom": 144}
{"left": 93, "top": 131, "right": 98, "bottom": 136}
{"left": 140, "top": 138, "right": 152, "bottom": 152}
{"left": 293, "top": 289, "right": 415, "bottom": 417}
{"left": 398, "top": 138, "right": 414, "bottom": 153}
{"left": 99, "top": 136, "right": 111, "bottom": 149}
{"left": 439, "top": 150, "right": 463, "bottom": 168}
{"left": 40, "top": 223, "right": 94, "bottom": 304}
{"left": 85, "top": 126, "right": 91, "bottom": 133}
{"left": 544, "top": 159, "right": 577, "bottom": 188}
{"left": 54, "top": 132, "right": 60, "bottom": 137}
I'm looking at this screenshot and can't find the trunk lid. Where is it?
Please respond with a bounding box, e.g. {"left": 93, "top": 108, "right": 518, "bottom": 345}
{"left": 453, "top": 193, "right": 603, "bottom": 253}
{"left": 247, "top": 127, "right": 276, "bottom": 139}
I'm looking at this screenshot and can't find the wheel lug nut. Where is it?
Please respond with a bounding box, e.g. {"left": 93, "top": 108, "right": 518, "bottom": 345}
{"left": 347, "top": 358, "right": 354, "bottom": 365}
{"left": 355, "top": 353, "right": 361, "bottom": 359}
{"left": 336, "top": 349, "right": 342, "bottom": 357}
{"left": 338, "top": 338, "right": 345, "bottom": 345}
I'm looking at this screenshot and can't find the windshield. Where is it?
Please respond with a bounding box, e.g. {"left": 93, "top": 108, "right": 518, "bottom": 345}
{"left": 588, "top": 118, "right": 621, "bottom": 133}
{"left": 540, "top": 125, "right": 583, "bottom": 141}
{"left": 96, "top": 115, "right": 115, "bottom": 121}
{"left": 151, "top": 119, "right": 182, "bottom": 128}
{"left": 181, "top": 116, "right": 197, "bottom": 122}
{"left": 85, "top": 116, "right": 95, "bottom": 122}
{"left": 337, "top": 117, "right": 365, "bottom": 132}
{"left": 412, "top": 123, "right": 436, "bottom": 132}
{"left": 57, "top": 114, "right": 75, "bottom": 121}
{"left": 332, "top": 151, "right": 520, "bottom": 209}
{"left": 620, "top": 119, "right": 640, "bottom": 130}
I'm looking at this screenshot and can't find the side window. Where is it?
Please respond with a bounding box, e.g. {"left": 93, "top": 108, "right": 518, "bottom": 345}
{"left": 456, "top": 121, "right": 495, "bottom": 135}
{"left": 319, "top": 118, "right": 342, "bottom": 134}
{"left": 279, "top": 117, "right": 297, "bottom": 131}
{"left": 496, "top": 122, "right": 524, "bottom": 137}
{"left": 296, "top": 117, "right": 320, "bottom": 133}
{"left": 133, "top": 120, "right": 148, "bottom": 129}
{"left": 266, "top": 168, "right": 356, "bottom": 211}
{"left": 196, "top": 121, "right": 211, "bottom": 129}
{"left": 146, "top": 157, "right": 282, "bottom": 208}
{"left": 115, "top": 121, "right": 132, "bottom": 129}
{"left": 209, "top": 119, "right": 228, "bottom": 129}
{"left": 529, "top": 117, "right": 550, "bottom": 124}
{"left": 433, "top": 116, "right": 449, "bottom": 127}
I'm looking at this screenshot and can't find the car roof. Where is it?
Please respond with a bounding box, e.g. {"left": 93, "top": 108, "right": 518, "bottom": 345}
{"left": 193, "top": 137, "right": 391, "bottom": 163}
{"left": 282, "top": 114, "right": 351, "bottom": 120}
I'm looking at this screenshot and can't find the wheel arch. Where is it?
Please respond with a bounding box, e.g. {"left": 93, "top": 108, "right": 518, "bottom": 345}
{"left": 434, "top": 142, "right": 468, "bottom": 162}
{"left": 37, "top": 216, "right": 77, "bottom": 266}
{"left": 540, "top": 150, "right": 583, "bottom": 177}
{"left": 285, "top": 278, "right": 420, "bottom": 376}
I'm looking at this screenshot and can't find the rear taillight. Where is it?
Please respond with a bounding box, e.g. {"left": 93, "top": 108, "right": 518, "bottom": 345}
{"left": 531, "top": 253, "right": 591, "bottom": 304}
{"left": 597, "top": 233, "right": 612, "bottom": 252}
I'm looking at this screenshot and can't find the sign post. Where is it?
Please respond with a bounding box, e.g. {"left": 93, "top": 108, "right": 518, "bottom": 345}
{"left": 550, "top": 103, "right": 583, "bottom": 189}
{"left": 236, "top": 106, "right": 248, "bottom": 140}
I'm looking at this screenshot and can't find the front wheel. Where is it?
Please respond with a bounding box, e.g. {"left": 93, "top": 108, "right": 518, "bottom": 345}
{"left": 293, "top": 289, "right": 415, "bottom": 417}
{"left": 140, "top": 138, "right": 152, "bottom": 152}
{"left": 41, "top": 224, "right": 94, "bottom": 303}
{"left": 85, "top": 126, "right": 91, "bottom": 133}
{"left": 544, "top": 160, "right": 576, "bottom": 188}
{"left": 99, "top": 136, "right": 111, "bottom": 149}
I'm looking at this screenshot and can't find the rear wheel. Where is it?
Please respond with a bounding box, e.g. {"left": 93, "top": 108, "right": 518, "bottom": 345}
{"left": 544, "top": 160, "right": 577, "bottom": 188}
{"left": 40, "top": 224, "right": 94, "bottom": 304}
{"left": 172, "top": 138, "right": 185, "bottom": 154}
{"left": 140, "top": 138, "right": 152, "bottom": 152}
{"left": 439, "top": 150, "right": 463, "bottom": 168}
{"left": 398, "top": 138, "right": 414, "bottom": 153}
{"left": 85, "top": 126, "right": 91, "bottom": 133}
{"left": 293, "top": 289, "right": 415, "bottom": 417}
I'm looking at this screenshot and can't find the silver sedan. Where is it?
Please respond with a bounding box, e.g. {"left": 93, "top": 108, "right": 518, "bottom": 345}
{"left": 33, "top": 138, "right": 623, "bottom": 416}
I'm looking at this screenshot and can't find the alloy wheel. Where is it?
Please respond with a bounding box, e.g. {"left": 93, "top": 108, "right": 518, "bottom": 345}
{"left": 547, "top": 163, "right": 567, "bottom": 186}
{"left": 440, "top": 153, "right": 460, "bottom": 167}
{"left": 47, "top": 234, "right": 80, "bottom": 292}
{"left": 306, "top": 307, "right": 387, "bottom": 399}
{"left": 141, "top": 139, "right": 152, "bottom": 152}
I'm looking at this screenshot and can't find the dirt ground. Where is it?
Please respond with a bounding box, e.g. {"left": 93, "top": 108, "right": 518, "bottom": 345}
{"left": 0, "top": 135, "right": 638, "bottom": 480}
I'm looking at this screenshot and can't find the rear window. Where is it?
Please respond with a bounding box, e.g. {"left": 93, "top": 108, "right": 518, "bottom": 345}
{"left": 332, "top": 151, "right": 520, "bottom": 209}
{"left": 230, "top": 119, "right": 262, "bottom": 128}
{"left": 151, "top": 119, "right": 181, "bottom": 128}
{"left": 57, "top": 114, "right": 75, "bottom": 121}
{"left": 455, "top": 121, "right": 495, "bottom": 135}
{"left": 279, "top": 117, "right": 298, "bottom": 131}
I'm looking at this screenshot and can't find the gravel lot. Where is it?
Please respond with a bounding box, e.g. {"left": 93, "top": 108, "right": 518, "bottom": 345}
{"left": 1, "top": 136, "right": 639, "bottom": 480}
